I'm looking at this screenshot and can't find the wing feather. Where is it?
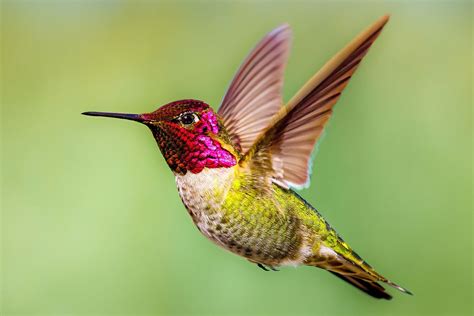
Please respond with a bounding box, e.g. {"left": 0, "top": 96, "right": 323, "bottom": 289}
{"left": 242, "top": 15, "right": 390, "bottom": 188}
{"left": 218, "top": 25, "right": 292, "bottom": 152}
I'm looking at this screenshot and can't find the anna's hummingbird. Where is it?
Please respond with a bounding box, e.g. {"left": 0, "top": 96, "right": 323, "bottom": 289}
{"left": 84, "top": 15, "right": 411, "bottom": 299}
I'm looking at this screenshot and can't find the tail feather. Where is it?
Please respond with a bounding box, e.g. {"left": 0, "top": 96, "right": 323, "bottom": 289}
{"left": 329, "top": 271, "right": 392, "bottom": 300}
{"left": 386, "top": 279, "right": 413, "bottom": 295}
{"left": 307, "top": 245, "right": 412, "bottom": 299}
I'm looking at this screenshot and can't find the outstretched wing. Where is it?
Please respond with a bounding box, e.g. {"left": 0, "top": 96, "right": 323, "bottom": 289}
{"left": 242, "top": 15, "right": 390, "bottom": 189}
{"left": 218, "top": 24, "right": 292, "bottom": 153}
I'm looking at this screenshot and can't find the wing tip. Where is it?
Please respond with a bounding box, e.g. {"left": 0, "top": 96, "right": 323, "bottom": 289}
{"left": 268, "top": 23, "right": 293, "bottom": 42}
{"left": 365, "top": 13, "right": 391, "bottom": 36}
{"left": 272, "top": 23, "right": 291, "bottom": 32}
{"left": 369, "top": 14, "right": 390, "bottom": 36}
{"left": 380, "top": 14, "right": 391, "bottom": 23}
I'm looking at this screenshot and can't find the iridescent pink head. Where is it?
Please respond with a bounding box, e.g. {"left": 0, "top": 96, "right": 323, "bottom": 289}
{"left": 83, "top": 99, "right": 238, "bottom": 174}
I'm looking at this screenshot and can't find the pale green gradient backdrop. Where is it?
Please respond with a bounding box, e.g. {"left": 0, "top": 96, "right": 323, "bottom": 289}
{"left": 1, "top": 1, "right": 472, "bottom": 315}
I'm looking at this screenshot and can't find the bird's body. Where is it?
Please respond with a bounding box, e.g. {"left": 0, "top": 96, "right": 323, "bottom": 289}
{"left": 177, "top": 166, "right": 331, "bottom": 267}
{"left": 84, "top": 15, "right": 411, "bottom": 299}
{"left": 176, "top": 167, "right": 307, "bottom": 267}
{"left": 175, "top": 157, "right": 391, "bottom": 293}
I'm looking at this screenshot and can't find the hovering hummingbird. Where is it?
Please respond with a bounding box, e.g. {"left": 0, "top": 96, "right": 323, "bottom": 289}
{"left": 83, "top": 15, "right": 411, "bottom": 299}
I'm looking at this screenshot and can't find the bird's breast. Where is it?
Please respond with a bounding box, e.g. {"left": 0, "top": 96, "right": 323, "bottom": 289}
{"left": 175, "top": 167, "right": 235, "bottom": 244}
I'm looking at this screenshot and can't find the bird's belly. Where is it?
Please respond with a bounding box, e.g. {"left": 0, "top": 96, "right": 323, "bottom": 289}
{"left": 182, "top": 199, "right": 291, "bottom": 266}
{"left": 175, "top": 168, "right": 307, "bottom": 266}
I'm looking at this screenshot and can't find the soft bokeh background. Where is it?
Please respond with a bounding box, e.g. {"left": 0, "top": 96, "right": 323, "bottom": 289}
{"left": 1, "top": 0, "right": 472, "bottom": 315}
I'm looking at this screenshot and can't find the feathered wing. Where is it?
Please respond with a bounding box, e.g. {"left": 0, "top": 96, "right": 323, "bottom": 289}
{"left": 242, "top": 15, "right": 390, "bottom": 188}
{"left": 218, "top": 24, "right": 292, "bottom": 153}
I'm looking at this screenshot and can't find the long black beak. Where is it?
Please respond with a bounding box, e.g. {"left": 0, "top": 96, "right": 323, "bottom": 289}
{"left": 82, "top": 111, "right": 145, "bottom": 123}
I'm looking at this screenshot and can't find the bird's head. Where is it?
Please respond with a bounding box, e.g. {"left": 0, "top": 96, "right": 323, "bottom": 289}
{"left": 83, "top": 99, "right": 238, "bottom": 174}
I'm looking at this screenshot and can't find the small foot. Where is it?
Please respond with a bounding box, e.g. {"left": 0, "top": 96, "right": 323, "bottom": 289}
{"left": 257, "top": 263, "right": 269, "bottom": 271}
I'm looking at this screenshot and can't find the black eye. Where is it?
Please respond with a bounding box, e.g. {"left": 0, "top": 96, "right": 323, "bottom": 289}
{"left": 179, "top": 112, "right": 199, "bottom": 125}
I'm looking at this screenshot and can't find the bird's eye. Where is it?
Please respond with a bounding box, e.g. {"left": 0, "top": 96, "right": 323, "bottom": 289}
{"left": 179, "top": 112, "right": 199, "bottom": 125}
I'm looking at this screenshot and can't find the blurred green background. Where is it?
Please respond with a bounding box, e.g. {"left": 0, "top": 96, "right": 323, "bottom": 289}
{"left": 1, "top": 0, "right": 472, "bottom": 315}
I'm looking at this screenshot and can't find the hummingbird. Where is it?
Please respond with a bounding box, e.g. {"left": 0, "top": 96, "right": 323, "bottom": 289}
{"left": 83, "top": 15, "right": 411, "bottom": 300}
